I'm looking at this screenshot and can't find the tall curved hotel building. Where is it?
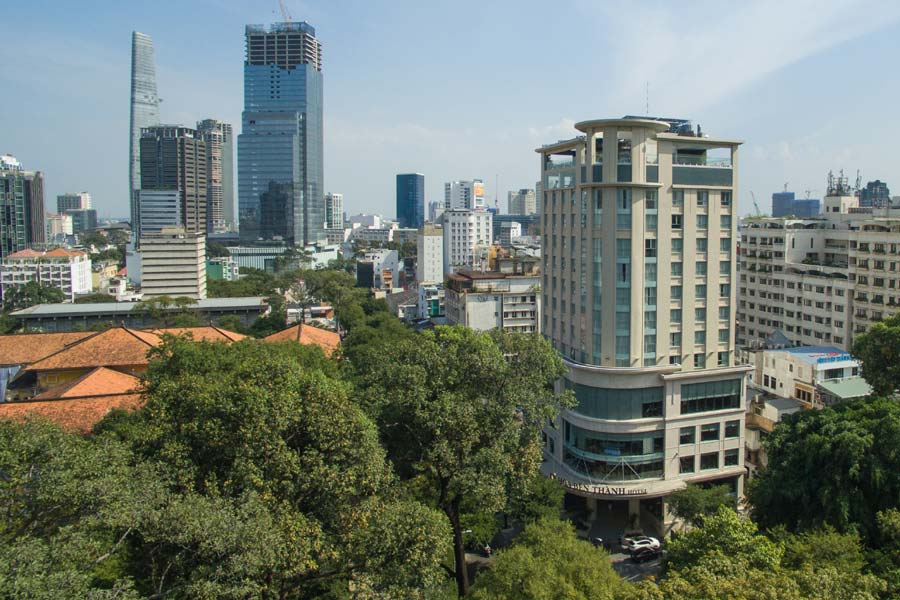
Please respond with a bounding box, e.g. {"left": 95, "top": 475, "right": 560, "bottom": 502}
{"left": 538, "top": 117, "right": 751, "bottom": 530}
{"left": 129, "top": 31, "right": 160, "bottom": 228}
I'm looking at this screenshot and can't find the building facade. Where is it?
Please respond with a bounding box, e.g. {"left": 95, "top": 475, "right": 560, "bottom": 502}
{"left": 0, "top": 155, "right": 37, "bottom": 258}
{"left": 538, "top": 117, "right": 750, "bottom": 531}
{"left": 396, "top": 173, "right": 425, "bottom": 228}
{"left": 445, "top": 180, "right": 485, "bottom": 210}
{"left": 442, "top": 209, "right": 492, "bottom": 274}
{"left": 499, "top": 221, "right": 521, "bottom": 247}
{"left": 428, "top": 200, "right": 444, "bottom": 223}
{"left": 136, "top": 191, "right": 181, "bottom": 234}
{"left": 46, "top": 213, "right": 74, "bottom": 243}
{"left": 325, "top": 192, "right": 343, "bottom": 229}
{"left": 445, "top": 267, "right": 540, "bottom": 333}
{"left": 508, "top": 188, "right": 537, "bottom": 215}
{"left": 772, "top": 191, "right": 820, "bottom": 218}
{"left": 139, "top": 228, "right": 207, "bottom": 299}
{"left": 197, "top": 119, "right": 234, "bottom": 234}
{"left": 57, "top": 192, "right": 92, "bottom": 213}
{"left": 69, "top": 209, "right": 98, "bottom": 234}
{"left": 416, "top": 224, "right": 444, "bottom": 284}
{"left": 1, "top": 248, "right": 92, "bottom": 302}
{"left": 129, "top": 31, "right": 161, "bottom": 231}
{"left": 238, "top": 22, "right": 324, "bottom": 246}
{"left": 860, "top": 180, "right": 890, "bottom": 208}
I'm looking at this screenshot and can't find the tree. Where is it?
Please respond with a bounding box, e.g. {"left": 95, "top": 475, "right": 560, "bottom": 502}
{"left": 505, "top": 473, "right": 565, "bottom": 526}
{"left": 132, "top": 295, "right": 199, "bottom": 327}
{"left": 3, "top": 280, "right": 66, "bottom": 310}
{"left": 82, "top": 231, "right": 108, "bottom": 248}
{"left": 75, "top": 293, "right": 119, "bottom": 304}
{"left": 668, "top": 484, "right": 734, "bottom": 526}
{"left": 471, "top": 519, "right": 631, "bottom": 600}
{"left": 748, "top": 398, "right": 900, "bottom": 541}
{"left": 353, "top": 327, "right": 571, "bottom": 597}
{"left": 206, "top": 240, "right": 230, "bottom": 258}
{"left": 852, "top": 314, "right": 900, "bottom": 396}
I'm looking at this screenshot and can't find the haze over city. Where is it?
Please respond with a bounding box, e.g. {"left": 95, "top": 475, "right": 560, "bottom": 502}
{"left": 4, "top": 0, "right": 900, "bottom": 219}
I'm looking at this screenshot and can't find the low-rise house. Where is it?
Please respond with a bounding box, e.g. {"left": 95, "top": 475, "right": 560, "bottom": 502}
{"left": 747, "top": 344, "right": 862, "bottom": 407}
{"left": 1, "top": 248, "right": 92, "bottom": 302}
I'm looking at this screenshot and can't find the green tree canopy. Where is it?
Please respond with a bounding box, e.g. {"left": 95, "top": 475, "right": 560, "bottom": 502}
{"left": 852, "top": 313, "right": 900, "bottom": 396}
{"left": 668, "top": 484, "right": 734, "bottom": 526}
{"left": 3, "top": 280, "right": 66, "bottom": 311}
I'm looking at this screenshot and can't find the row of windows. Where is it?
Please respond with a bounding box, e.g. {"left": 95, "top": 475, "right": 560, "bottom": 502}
{"left": 680, "top": 379, "right": 742, "bottom": 414}
{"left": 679, "top": 449, "right": 739, "bottom": 473}
{"left": 679, "top": 420, "right": 740, "bottom": 444}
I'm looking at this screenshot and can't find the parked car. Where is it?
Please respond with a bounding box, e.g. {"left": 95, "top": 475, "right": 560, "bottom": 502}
{"left": 590, "top": 537, "right": 604, "bottom": 548}
{"left": 622, "top": 535, "right": 661, "bottom": 553}
{"left": 631, "top": 546, "right": 661, "bottom": 563}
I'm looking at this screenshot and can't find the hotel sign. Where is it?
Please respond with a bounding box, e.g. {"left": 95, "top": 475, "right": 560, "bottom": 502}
{"left": 550, "top": 474, "right": 648, "bottom": 497}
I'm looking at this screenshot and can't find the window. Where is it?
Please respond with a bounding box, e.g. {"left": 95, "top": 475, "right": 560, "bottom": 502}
{"left": 718, "top": 329, "right": 729, "bottom": 343}
{"left": 646, "top": 213, "right": 657, "bottom": 230}
{"left": 701, "top": 423, "right": 720, "bottom": 441}
{"left": 721, "top": 191, "right": 732, "bottom": 206}
{"left": 696, "top": 261, "right": 708, "bottom": 276}
{"left": 694, "top": 353, "right": 706, "bottom": 368}
{"left": 696, "top": 238, "right": 708, "bottom": 252}
{"left": 672, "top": 262, "right": 683, "bottom": 276}
{"left": 645, "top": 262, "right": 657, "bottom": 282}
{"left": 696, "top": 284, "right": 707, "bottom": 298}
{"left": 617, "top": 238, "right": 631, "bottom": 258}
{"left": 697, "top": 190, "right": 709, "bottom": 207}
{"left": 644, "top": 310, "right": 656, "bottom": 329}
{"left": 672, "top": 238, "right": 683, "bottom": 253}
{"left": 720, "top": 283, "right": 731, "bottom": 297}
{"left": 724, "top": 420, "right": 740, "bottom": 438}
{"left": 680, "top": 456, "right": 696, "bottom": 473}
{"left": 644, "top": 334, "right": 656, "bottom": 353}
{"left": 695, "top": 307, "right": 706, "bottom": 322}
{"left": 645, "top": 238, "right": 657, "bottom": 258}
{"left": 645, "top": 190, "right": 657, "bottom": 209}
{"left": 645, "top": 287, "right": 657, "bottom": 306}
{"left": 670, "top": 332, "right": 682, "bottom": 347}
{"left": 697, "top": 214, "right": 709, "bottom": 229}
{"left": 720, "top": 215, "right": 732, "bottom": 229}
{"left": 671, "top": 309, "right": 682, "bottom": 323}
{"left": 681, "top": 379, "right": 741, "bottom": 414}
{"left": 680, "top": 427, "right": 696, "bottom": 444}
{"left": 720, "top": 261, "right": 731, "bottom": 275}
{"left": 672, "top": 214, "right": 683, "bottom": 229}
{"left": 673, "top": 190, "right": 684, "bottom": 206}
{"left": 694, "top": 330, "right": 705, "bottom": 345}
{"left": 724, "top": 449, "right": 739, "bottom": 466}
{"left": 700, "top": 452, "right": 719, "bottom": 470}
{"left": 720, "top": 237, "right": 731, "bottom": 252}
{"left": 717, "top": 351, "right": 730, "bottom": 366}
{"left": 672, "top": 285, "right": 682, "bottom": 300}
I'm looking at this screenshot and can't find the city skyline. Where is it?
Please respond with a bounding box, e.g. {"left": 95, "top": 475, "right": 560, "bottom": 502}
{"left": 5, "top": 1, "right": 900, "bottom": 220}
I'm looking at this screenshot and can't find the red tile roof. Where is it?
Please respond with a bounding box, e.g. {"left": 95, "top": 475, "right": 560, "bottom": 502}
{"left": 0, "top": 331, "right": 94, "bottom": 366}
{"left": 152, "top": 326, "right": 247, "bottom": 343}
{"left": 25, "top": 328, "right": 162, "bottom": 372}
{"left": 44, "top": 248, "right": 87, "bottom": 258}
{"left": 264, "top": 324, "right": 340, "bottom": 355}
{"left": 0, "top": 394, "right": 142, "bottom": 434}
{"left": 6, "top": 248, "right": 44, "bottom": 258}
{"left": 32, "top": 367, "right": 140, "bottom": 401}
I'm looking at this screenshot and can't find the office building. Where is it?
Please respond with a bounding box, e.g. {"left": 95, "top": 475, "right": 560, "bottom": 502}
{"left": 46, "top": 213, "right": 74, "bottom": 243}
{"left": 197, "top": 119, "right": 234, "bottom": 234}
{"left": 445, "top": 263, "right": 540, "bottom": 333}
{"left": 740, "top": 172, "right": 900, "bottom": 351}
{"left": 416, "top": 224, "right": 444, "bottom": 284}
{"left": 508, "top": 188, "right": 537, "bottom": 215}
{"left": 69, "top": 209, "right": 98, "bottom": 234}
{"left": 138, "top": 227, "right": 206, "bottom": 299}
{"left": 136, "top": 191, "right": 181, "bottom": 233}
{"left": 442, "top": 209, "right": 492, "bottom": 274}
{"left": 57, "top": 192, "right": 92, "bottom": 213}
{"left": 860, "top": 179, "right": 891, "bottom": 208}
{"left": 138, "top": 125, "right": 207, "bottom": 240}
{"left": 325, "top": 192, "right": 343, "bottom": 229}
{"left": 499, "top": 221, "right": 521, "bottom": 247}
{"left": 0, "top": 155, "right": 39, "bottom": 258}
{"left": 492, "top": 213, "right": 540, "bottom": 242}
{"left": 129, "top": 31, "right": 161, "bottom": 231}
{"left": 772, "top": 191, "right": 821, "bottom": 218}
{"left": 538, "top": 116, "right": 750, "bottom": 531}
{"left": 445, "top": 180, "right": 485, "bottom": 210}
{"left": 428, "top": 200, "right": 444, "bottom": 223}
{"left": 396, "top": 173, "right": 425, "bottom": 228}
{"left": 1, "top": 248, "right": 92, "bottom": 303}
{"left": 238, "top": 22, "right": 324, "bottom": 246}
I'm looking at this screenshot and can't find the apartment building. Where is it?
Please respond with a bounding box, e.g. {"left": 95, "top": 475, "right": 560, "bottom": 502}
{"left": 139, "top": 227, "right": 207, "bottom": 299}
{"left": 416, "top": 224, "right": 444, "bottom": 284}
{"left": 537, "top": 116, "right": 751, "bottom": 532}
{"left": 444, "top": 180, "right": 485, "bottom": 210}
{"left": 739, "top": 172, "right": 900, "bottom": 351}
{"left": 444, "top": 264, "right": 540, "bottom": 333}
{"left": 442, "top": 209, "right": 492, "bottom": 274}
{"left": 0, "top": 248, "right": 92, "bottom": 303}
{"left": 508, "top": 188, "right": 537, "bottom": 215}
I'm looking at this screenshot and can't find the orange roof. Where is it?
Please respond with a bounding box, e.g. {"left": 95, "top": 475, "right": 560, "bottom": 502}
{"left": 264, "top": 324, "right": 341, "bottom": 355}
{"left": 6, "top": 248, "right": 43, "bottom": 258}
{"left": 32, "top": 367, "right": 140, "bottom": 401}
{"left": 0, "top": 331, "right": 94, "bottom": 366}
{"left": 26, "top": 327, "right": 162, "bottom": 372}
{"left": 152, "top": 326, "right": 247, "bottom": 343}
{"left": 44, "top": 248, "right": 86, "bottom": 258}
{"left": 0, "top": 394, "right": 142, "bottom": 434}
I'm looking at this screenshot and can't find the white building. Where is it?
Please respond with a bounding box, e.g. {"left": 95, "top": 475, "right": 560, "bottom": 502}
{"left": 499, "top": 221, "right": 522, "bottom": 248}
{"left": 740, "top": 172, "right": 900, "bottom": 351}
{"left": 746, "top": 345, "right": 865, "bottom": 407}
{"left": 1, "top": 248, "right": 92, "bottom": 303}
{"left": 325, "top": 192, "right": 344, "bottom": 229}
{"left": 348, "top": 213, "right": 384, "bottom": 229}
{"left": 418, "top": 283, "right": 445, "bottom": 318}
{"left": 45, "top": 213, "right": 74, "bottom": 243}
{"left": 445, "top": 180, "right": 485, "bottom": 210}
{"left": 357, "top": 249, "right": 400, "bottom": 291}
{"left": 139, "top": 227, "right": 206, "bottom": 299}
{"left": 537, "top": 116, "right": 750, "bottom": 533}
{"left": 442, "top": 209, "right": 492, "bottom": 274}
{"left": 136, "top": 190, "right": 182, "bottom": 235}
{"left": 445, "top": 267, "right": 540, "bottom": 333}
{"left": 56, "top": 191, "right": 92, "bottom": 212}
{"left": 508, "top": 188, "right": 537, "bottom": 215}
{"left": 416, "top": 224, "right": 444, "bottom": 284}
{"left": 428, "top": 200, "right": 444, "bottom": 223}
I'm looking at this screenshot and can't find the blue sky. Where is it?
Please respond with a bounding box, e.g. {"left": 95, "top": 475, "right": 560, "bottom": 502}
{"left": 3, "top": 0, "right": 900, "bottom": 220}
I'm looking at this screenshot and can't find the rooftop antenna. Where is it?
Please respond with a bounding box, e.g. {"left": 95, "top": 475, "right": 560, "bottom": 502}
{"left": 784, "top": 182, "right": 789, "bottom": 193}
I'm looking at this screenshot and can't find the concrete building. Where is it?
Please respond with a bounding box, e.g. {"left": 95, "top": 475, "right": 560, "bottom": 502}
{"left": 206, "top": 256, "right": 240, "bottom": 281}
{"left": 537, "top": 116, "right": 750, "bottom": 533}
{"left": 356, "top": 249, "right": 399, "bottom": 291}
{"left": 1, "top": 248, "right": 92, "bottom": 303}
{"left": 197, "top": 119, "right": 234, "bottom": 234}
{"left": 325, "top": 192, "right": 343, "bottom": 229}
{"left": 348, "top": 214, "right": 384, "bottom": 229}
{"left": 428, "top": 200, "right": 444, "bottom": 223}
{"left": 746, "top": 345, "right": 864, "bottom": 407}
{"left": 138, "top": 125, "right": 207, "bottom": 240}
{"left": 445, "top": 180, "right": 485, "bottom": 210}
{"left": 136, "top": 191, "right": 181, "bottom": 233}
{"left": 225, "top": 243, "right": 337, "bottom": 271}
{"left": 238, "top": 22, "right": 324, "bottom": 246}
{"left": 418, "top": 283, "right": 445, "bottom": 318}
{"left": 138, "top": 227, "right": 206, "bottom": 299}
{"left": 57, "top": 192, "right": 92, "bottom": 212}
{"left": 860, "top": 180, "right": 890, "bottom": 208}
{"left": 45, "top": 213, "right": 73, "bottom": 243}
{"left": 129, "top": 31, "right": 161, "bottom": 231}
{"left": 0, "top": 154, "right": 41, "bottom": 258}
{"left": 416, "top": 224, "right": 444, "bottom": 284}
{"left": 499, "top": 221, "right": 522, "bottom": 247}
{"left": 508, "top": 188, "right": 537, "bottom": 215}
{"left": 739, "top": 172, "right": 900, "bottom": 351}
{"left": 445, "top": 266, "right": 540, "bottom": 333}
{"left": 772, "top": 191, "right": 820, "bottom": 218}
{"left": 396, "top": 173, "right": 425, "bottom": 229}
{"left": 69, "top": 209, "right": 98, "bottom": 234}
{"left": 442, "top": 209, "right": 492, "bottom": 274}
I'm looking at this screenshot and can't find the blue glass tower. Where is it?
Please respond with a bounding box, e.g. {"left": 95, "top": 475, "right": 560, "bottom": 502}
{"left": 238, "top": 22, "right": 324, "bottom": 245}
{"left": 396, "top": 173, "right": 425, "bottom": 228}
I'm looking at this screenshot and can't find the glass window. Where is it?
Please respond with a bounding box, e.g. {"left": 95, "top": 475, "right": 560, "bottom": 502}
{"left": 697, "top": 214, "right": 709, "bottom": 229}
{"left": 720, "top": 283, "right": 731, "bottom": 297}
{"left": 672, "top": 214, "right": 683, "bottom": 229}
{"left": 672, "top": 237, "right": 683, "bottom": 253}
{"left": 645, "top": 286, "right": 657, "bottom": 306}
{"left": 696, "top": 238, "right": 708, "bottom": 252}
{"left": 724, "top": 449, "right": 739, "bottom": 466}
{"left": 700, "top": 452, "right": 719, "bottom": 470}
{"left": 646, "top": 213, "right": 658, "bottom": 230}
{"left": 695, "top": 307, "right": 706, "bottom": 322}
{"left": 717, "top": 351, "right": 730, "bottom": 366}
{"left": 697, "top": 261, "right": 708, "bottom": 276}
{"left": 681, "top": 379, "right": 742, "bottom": 414}
{"left": 646, "top": 190, "right": 657, "bottom": 210}
{"left": 617, "top": 238, "right": 631, "bottom": 258}
{"left": 615, "top": 287, "right": 630, "bottom": 305}
{"left": 680, "top": 456, "right": 696, "bottom": 473}
{"left": 644, "top": 310, "right": 657, "bottom": 329}
{"left": 673, "top": 190, "right": 684, "bottom": 206}
{"left": 694, "top": 330, "right": 705, "bottom": 345}
{"left": 720, "top": 261, "right": 731, "bottom": 275}
{"left": 697, "top": 190, "right": 709, "bottom": 207}
{"left": 721, "top": 215, "right": 732, "bottom": 229}
{"left": 696, "top": 284, "right": 707, "bottom": 298}
{"left": 718, "top": 329, "right": 729, "bottom": 343}
{"left": 645, "top": 262, "right": 657, "bottom": 282}
{"left": 721, "top": 191, "right": 732, "bottom": 206}
{"left": 672, "top": 285, "right": 682, "bottom": 300}
{"left": 701, "top": 423, "right": 720, "bottom": 441}
{"left": 616, "top": 311, "right": 630, "bottom": 331}
{"left": 724, "top": 420, "right": 740, "bottom": 438}
{"left": 672, "top": 262, "right": 683, "bottom": 276}
{"left": 568, "top": 383, "right": 665, "bottom": 420}
{"left": 694, "top": 353, "right": 706, "bottom": 369}
{"left": 720, "top": 237, "right": 731, "bottom": 252}
{"left": 670, "top": 332, "right": 682, "bottom": 347}
{"left": 671, "top": 309, "right": 682, "bottom": 323}
{"left": 719, "top": 306, "right": 729, "bottom": 320}
{"left": 680, "top": 426, "right": 695, "bottom": 444}
{"left": 644, "top": 334, "right": 656, "bottom": 353}
{"left": 645, "top": 238, "right": 657, "bottom": 257}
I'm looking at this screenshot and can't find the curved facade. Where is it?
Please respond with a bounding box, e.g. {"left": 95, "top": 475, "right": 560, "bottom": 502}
{"left": 537, "top": 117, "right": 751, "bottom": 526}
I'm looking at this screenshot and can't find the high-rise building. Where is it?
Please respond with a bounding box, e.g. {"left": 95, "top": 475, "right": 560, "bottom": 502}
{"left": 138, "top": 125, "right": 207, "bottom": 240}
{"left": 442, "top": 209, "right": 492, "bottom": 274}
{"left": 139, "top": 227, "right": 207, "bottom": 299}
{"left": 57, "top": 192, "right": 92, "bottom": 212}
{"left": 538, "top": 117, "right": 750, "bottom": 530}
{"left": 416, "top": 224, "right": 444, "bottom": 284}
{"left": 428, "top": 200, "right": 444, "bottom": 223}
{"left": 68, "top": 209, "right": 98, "bottom": 234}
{"left": 0, "top": 154, "right": 43, "bottom": 257}
{"left": 508, "top": 188, "right": 537, "bottom": 215}
{"left": 197, "top": 119, "right": 234, "bottom": 234}
{"left": 325, "top": 192, "right": 343, "bottom": 229}
{"left": 129, "top": 31, "right": 161, "bottom": 231}
{"left": 238, "top": 22, "right": 324, "bottom": 246}
{"left": 445, "top": 180, "right": 485, "bottom": 210}
{"left": 499, "top": 221, "right": 521, "bottom": 247}
{"left": 45, "top": 213, "right": 73, "bottom": 242}
{"left": 772, "top": 190, "right": 820, "bottom": 218}
{"left": 860, "top": 179, "right": 891, "bottom": 208}
{"left": 396, "top": 173, "right": 425, "bottom": 228}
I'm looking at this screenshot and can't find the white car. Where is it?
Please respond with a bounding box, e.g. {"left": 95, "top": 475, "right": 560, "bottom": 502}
{"left": 623, "top": 535, "right": 660, "bottom": 553}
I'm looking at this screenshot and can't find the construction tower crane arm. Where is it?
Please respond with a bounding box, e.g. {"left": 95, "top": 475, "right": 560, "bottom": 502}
{"left": 278, "top": 0, "right": 292, "bottom": 22}
{"left": 750, "top": 191, "right": 762, "bottom": 217}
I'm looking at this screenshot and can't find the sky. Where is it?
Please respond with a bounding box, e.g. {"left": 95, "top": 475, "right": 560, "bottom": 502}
{"left": 3, "top": 0, "right": 900, "bottom": 221}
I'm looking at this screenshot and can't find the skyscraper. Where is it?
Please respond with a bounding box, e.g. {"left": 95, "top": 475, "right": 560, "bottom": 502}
{"left": 57, "top": 192, "right": 92, "bottom": 212}
{"left": 508, "top": 188, "right": 537, "bottom": 215}
{"left": 0, "top": 155, "right": 37, "bottom": 258}
{"left": 396, "top": 173, "right": 425, "bottom": 228}
{"left": 197, "top": 119, "right": 234, "bottom": 234}
{"left": 138, "top": 125, "right": 207, "bottom": 239}
{"left": 444, "top": 180, "right": 485, "bottom": 210}
{"left": 860, "top": 180, "right": 891, "bottom": 208}
{"left": 238, "top": 22, "right": 324, "bottom": 245}
{"left": 129, "top": 31, "right": 161, "bottom": 230}
{"left": 325, "top": 192, "right": 343, "bottom": 229}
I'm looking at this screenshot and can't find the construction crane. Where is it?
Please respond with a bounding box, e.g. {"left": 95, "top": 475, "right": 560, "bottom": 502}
{"left": 750, "top": 191, "right": 762, "bottom": 217}
{"left": 278, "top": 0, "right": 292, "bottom": 23}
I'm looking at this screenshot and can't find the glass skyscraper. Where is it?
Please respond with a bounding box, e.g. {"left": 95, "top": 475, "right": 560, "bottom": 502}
{"left": 396, "top": 173, "right": 425, "bottom": 228}
{"left": 129, "top": 31, "right": 160, "bottom": 228}
{"left": 238, "top": 22, "right": 324, "bottom": 245}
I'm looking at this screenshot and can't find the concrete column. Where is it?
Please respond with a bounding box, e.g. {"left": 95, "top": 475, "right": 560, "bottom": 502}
{"left": 587, "top": 497, "right": 599, "bottom": 520}
{"left": 627, "top": 498, "right": 641, "bottom": 530}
